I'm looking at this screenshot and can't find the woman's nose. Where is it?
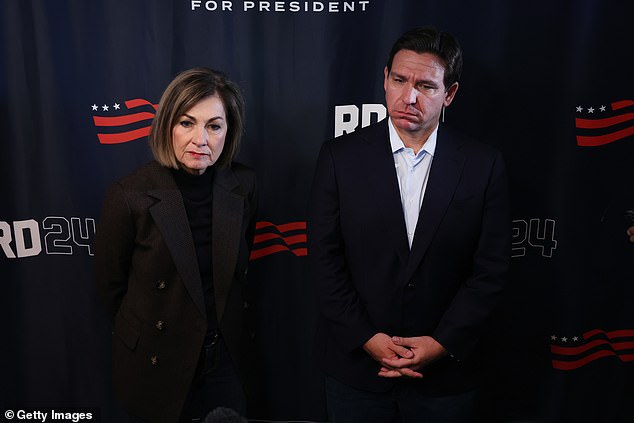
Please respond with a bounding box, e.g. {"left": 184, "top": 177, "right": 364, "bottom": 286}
{"left": 193, "top": 126, "right": 208, "bottom": 146}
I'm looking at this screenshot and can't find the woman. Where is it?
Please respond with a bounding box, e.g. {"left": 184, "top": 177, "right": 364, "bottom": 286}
{"left": 95, "top": 68, "right": 257, "bottom": 423}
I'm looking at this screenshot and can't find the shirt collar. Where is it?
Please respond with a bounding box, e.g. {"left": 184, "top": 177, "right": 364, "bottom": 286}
{"left": 388, "top": 117, "right": 438, "bottom": 157}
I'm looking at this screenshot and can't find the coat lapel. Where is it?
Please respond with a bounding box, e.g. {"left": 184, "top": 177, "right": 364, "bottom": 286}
{"left": 363, "top": 122, "right": 410, "bottom": 265}
{"left": 212, "top": 167, "right": 243, "bottom": 321}
{"left": 405, "top": 131, "right": 465, "bottom": 282}
{"left": 148, "top": 169, "right": 207, "bottom": 319}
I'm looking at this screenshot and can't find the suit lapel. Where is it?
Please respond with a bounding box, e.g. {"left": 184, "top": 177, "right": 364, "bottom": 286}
{"left": 212, "top": 167, "right": 243, "bottom": 321}
{"left": 363, "top": 122, "right": 410, "bottom": 265}
{"left": 148, "top": 168, "right": 206, "bottom": 319}
{"left": 405, "top": 131, "right": 465, "bottom": 282}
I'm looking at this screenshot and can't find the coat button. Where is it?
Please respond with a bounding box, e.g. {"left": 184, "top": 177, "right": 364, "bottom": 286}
{"left": 243, "top": 301, "right": 249, "bottom": 309}
{"left": 243, "top": 268, "right": 248, "bottom": 277}
{"left": 407, "top": 281, "right": 416, "bottom": 288}
{"left": 156, "top": 280, "right": 166, "bottom": 290}
{"left": 150, "top": 355, "right": 158, "bottom": 366}
{"left": 155, "top": 320, "right": 166, "bottom": 331}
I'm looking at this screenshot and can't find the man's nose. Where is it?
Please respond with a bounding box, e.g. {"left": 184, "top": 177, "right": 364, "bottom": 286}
{"left": 403, "top": 85, "right": 418, "bottom": 104}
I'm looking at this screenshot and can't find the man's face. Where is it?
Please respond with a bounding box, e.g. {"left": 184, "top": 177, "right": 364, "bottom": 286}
{"left": 384, "top": 49, "right": 458, "bottom": 141}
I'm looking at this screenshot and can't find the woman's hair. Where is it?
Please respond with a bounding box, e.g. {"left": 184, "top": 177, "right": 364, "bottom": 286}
{"left": 149, "top": 67, "right": 245, "bottom": 168}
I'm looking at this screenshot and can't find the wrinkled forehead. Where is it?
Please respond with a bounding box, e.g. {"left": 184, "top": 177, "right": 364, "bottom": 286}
{"left": 392, "top": 50, "right": 446, "bottom": 72}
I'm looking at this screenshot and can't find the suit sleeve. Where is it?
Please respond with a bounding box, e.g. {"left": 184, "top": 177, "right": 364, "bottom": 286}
{"left": 94, "top": 182, "right": 135, "bottom": 324}
{"left": 432, "top": 151, "right": 511, "bottom": 361}
{"left": 245, "top": 171, "right": 258, "bottom": 253}
{"left": 307, "top": 142, "right": 377, "bottom": 352}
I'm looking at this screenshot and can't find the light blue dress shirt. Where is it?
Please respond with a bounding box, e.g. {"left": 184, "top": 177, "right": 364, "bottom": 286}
{"left": 388, "top": 118, "right": 438, "bottom": 248}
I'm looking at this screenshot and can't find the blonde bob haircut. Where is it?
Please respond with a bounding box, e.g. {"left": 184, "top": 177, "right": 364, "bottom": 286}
{"left": 149, "top": 67, "right": 245, "bottom": 169}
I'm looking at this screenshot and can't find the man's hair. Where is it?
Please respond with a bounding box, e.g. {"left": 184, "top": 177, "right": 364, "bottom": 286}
{"left": 386, "top": 27, "right": 463, "bottom": 89}
{"left": 149, "top": 67, "right": 245, "bottom": 169}
{"left": 202, "top": 407, "right": 247, "bottom": 423}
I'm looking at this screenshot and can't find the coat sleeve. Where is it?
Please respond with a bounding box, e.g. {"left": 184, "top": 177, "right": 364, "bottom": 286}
{"left": 245, "top": 171, "right": 258, "bottom": 253}
{"left": 94, "top": 182, "right": 135, "bottom": 324}
{"left": 307, "top": 142, "right": 377, "bottom": 352}
{"left": 432, "top": 151, "right": 511, "bottom": 361}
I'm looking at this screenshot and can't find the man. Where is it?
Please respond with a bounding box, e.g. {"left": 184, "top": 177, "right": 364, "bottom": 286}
{"left": 308, "top": 27, "right": 511, "bottom": 422}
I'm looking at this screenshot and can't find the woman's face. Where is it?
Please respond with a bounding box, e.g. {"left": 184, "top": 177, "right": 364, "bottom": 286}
{"left": 172, "top": 94, "right": 227, "bottom": 175}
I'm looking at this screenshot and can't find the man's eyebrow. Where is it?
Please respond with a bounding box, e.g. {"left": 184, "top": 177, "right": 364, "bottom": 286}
{"left": 416, "top": 79, "right": 439, "bottom": 87}
{"left": 390, "top": 72, "right": 439, "bottom": 87}
{"left": 390, "top": 71, "right": 407, "bottom": 79}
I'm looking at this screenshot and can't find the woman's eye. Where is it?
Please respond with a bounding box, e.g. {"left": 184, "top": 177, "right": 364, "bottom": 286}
{"left": 180, "top": 120, "right": 193, "bottom": 128}
{"left": 208, "top": 124, "right": 221, "bottom": 131}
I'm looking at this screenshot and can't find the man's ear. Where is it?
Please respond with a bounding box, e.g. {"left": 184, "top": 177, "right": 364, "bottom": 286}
{"left": 383, "top": 66, "right": 389, "bottom": 91}
{"left": 444, "top": 82, "right": 459, "bottom": 107}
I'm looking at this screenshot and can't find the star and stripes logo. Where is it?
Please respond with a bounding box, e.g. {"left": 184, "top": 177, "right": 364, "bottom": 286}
{"left": 550, "top": 328, "right": 634, "bottom": 370}
{"left": 91, "top": 99, "right": 158, "bottom": 144}
{"left": 575, "top": 99, "right": 634, "bottom": 147}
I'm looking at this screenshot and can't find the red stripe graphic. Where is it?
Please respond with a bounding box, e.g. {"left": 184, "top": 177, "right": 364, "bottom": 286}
{"left": 612, "top": 100, "right": 634, "bottom": 110}
{"left": 250, "top": 221, "right": 307, "bottom": 260}
{"left": 254, "top": 233, "right": 306, "bottom": 245}
{"left": 97, "top": 127, "right": 151, "bottom": 145}
{"left": 575, "top": 99, "right": 633, "bottom": 147}
{"left": 250, "top": 246, "right": 308, "bottom": 260}
{"left": 552, "top": 351, "right": 623, "bottom": 371}
{"left": 576, "top": 126, "right": 634, "bottom": 147}
{"left": 584, "top": 328, "right": 634, "bottom": 338}
{"left": 550, "top": 328, "right": 634, "bottom": 370}
{"left": 256, "top": 221, "right": 306, "bottom": 231}
{"left": 575, "top": 113, "right": 633, "bottom": 129}
{"left": 93, "top": 98, "right": 157, "bottom": 144}
{"left": 93, "top": 112, "right": 155, "bottom": 127}
{"left": 125, "top": 99, "right": 159, "bottom": 110}
{"left": 551, "top": 339, "right": 634, "bottom": 356}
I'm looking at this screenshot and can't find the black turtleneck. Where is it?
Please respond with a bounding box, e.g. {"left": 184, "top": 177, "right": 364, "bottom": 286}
{"left": 171, "top": 167, "right": 218, "bottom": 332}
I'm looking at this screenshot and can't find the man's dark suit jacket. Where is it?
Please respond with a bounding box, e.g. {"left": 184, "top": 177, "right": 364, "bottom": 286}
{"left": 308, "top": 120, "right": 510, "bottom": 394}
{"left": 95, "top": 161, "right": 257, "bottom": 423}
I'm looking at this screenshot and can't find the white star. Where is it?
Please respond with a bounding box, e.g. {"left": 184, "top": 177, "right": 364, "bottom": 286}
{"left": 91, "top": 104, "right": 98, "bottom": 111}
{"left": 113, "top": 103, "right": 121, "bottom": 110}
{"left": 587, "top": 107, "right": 594, "bottom": 113}
{"left": 576, "top": 106, "right": 583, "bottom": 113}
{"left": 550, "top": 335, "right": 557, "bottom": 341}
{"left": 562, "top": 337, "right": 568, "bottom": 342}
{"left": 600, "top": 105, "right": 606, "bottom": 112}
{"left": 102, "top": 104, "right": 109, "bottom": 112}
{"left": 572, "top": 336, "right": 579, "bottom": 342}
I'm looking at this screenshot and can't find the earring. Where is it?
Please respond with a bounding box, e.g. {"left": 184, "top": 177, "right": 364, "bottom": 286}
{"left": 441, "top": 106, "right": 445, "bottom": 123}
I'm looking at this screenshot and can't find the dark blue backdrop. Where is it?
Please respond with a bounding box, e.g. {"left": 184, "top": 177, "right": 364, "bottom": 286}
{"left": 2, "top": 1, "right": 633, "bottom": 422}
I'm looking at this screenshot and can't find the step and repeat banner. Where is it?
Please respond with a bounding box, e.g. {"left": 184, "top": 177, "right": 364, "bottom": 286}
{"left": 1, "top": 1, "right": 632, "bottom": 422}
